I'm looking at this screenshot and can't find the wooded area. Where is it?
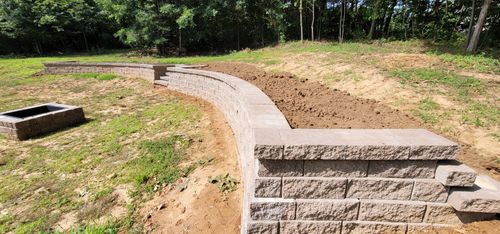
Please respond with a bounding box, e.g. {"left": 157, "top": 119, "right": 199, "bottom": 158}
{"left": 0, "top": 0, "right": 498, "bottom": 55}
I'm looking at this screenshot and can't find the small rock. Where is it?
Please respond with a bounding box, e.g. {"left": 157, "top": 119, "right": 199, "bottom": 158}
{"left": 157, "top": 203, "right": 166, "bottom": 210}
{"left": 106, "top": 173, "right": 117, "bottom": 179}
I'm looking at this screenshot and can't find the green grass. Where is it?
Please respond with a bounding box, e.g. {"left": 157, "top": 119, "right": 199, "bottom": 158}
{"left": 391, "top": 68, "right": 483, "bottom": 97}
{"left": 461, "top": 102, "right": 499, "bottom": 127}
{"left": 413, "top": 98, "right": 441, "bottom": 124}
{"left": 75, "top": 73, "right": 118, "bottom": 81}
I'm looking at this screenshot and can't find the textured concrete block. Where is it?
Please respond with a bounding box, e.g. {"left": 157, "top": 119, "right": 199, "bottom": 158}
{"left": 250, "top": 200, "right": 296, "bottom": 220}
{"left": 435, "top": 162, "right": 477, "bottom": 187}
{"left": 295, "top": 199, "right": 359, "bottom": 221}
{"left": 338, "top": 145, "right": 410, "bottom": 160}
{"left": 280, "top": 221, "right": 341, "bottom": 234}
{"left": 254, "top": 129, "right": 284, "bottom": 160}
{"left": 248, "top": 221, "right": 279, "bottom": 234}
{"left": 342, "top": 221, "right": 407, "bottom": 234}
{"left": 368, "top": 160, "right": 436, "bottom": 178}
{"left": 284, "top": 145, "right": 336, "bottom": 160}
{"left": 448, "top": 175, "right": 500, "bottom": 213}
{"left": 282, "top": 178, "right": 346, "bottom": 199}
{"left": 304, "top": 160, "right": 368, "bottom": 177}
{"left": 411, "top": 180, "right": 448, "bottom": 202}
{"left": 410, "top": 145, "right": 458, "bottom": 160}
{"left": 424, "top": 203, "right": 461, "bottom": 224}
{"left": 359, "top": 200, "right": 426, "bottom": 223}
{"left": 255, "top": 178, "right": 282, "bottom": 198}
{"left": 407, "top": 223, "right": 451, "bottom": 233}
{"left": 258, "top": 160, "right": 303, "bottom": 177}
{"left": 346, "top": 178, "right": 413, "bottom": 200}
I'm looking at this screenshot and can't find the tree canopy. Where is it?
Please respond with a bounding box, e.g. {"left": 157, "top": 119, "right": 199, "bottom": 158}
{"left": 0, "top": 0, "right": 498, "bottom": 55}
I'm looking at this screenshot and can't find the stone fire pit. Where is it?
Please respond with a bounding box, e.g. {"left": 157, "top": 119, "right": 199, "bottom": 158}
{"left": 0, "top": 103, "right": 85, "bottom": 140}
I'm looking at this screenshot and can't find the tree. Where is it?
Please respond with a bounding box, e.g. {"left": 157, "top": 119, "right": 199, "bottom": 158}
{"left": 176, "top": 8, "right": 195, "bottom": 51}
{"left": 299, "top": 0, "right": 304, "bottom": 42}
{"left": 338, "top": 0, "right": 346, "bottom": 43}
{"left": 466, "top": 0, "right": 493, "bottom": 53}
{"left": 310, "top": 0, "right": 316, "bottom": 41}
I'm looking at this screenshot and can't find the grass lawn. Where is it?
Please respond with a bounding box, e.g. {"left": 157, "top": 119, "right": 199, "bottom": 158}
{"left": 0, "top": 66, "right": 209, "bottom": 232}
{"left": 0, "top": 40, "right": 498, "bottom": 232}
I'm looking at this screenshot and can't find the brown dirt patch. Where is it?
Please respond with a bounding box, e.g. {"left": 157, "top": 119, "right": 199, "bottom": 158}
{"left": 205, "top": 63, "right": 422, "bottom": 129}
{"left": 204, "top": 62, "right": 499, "bottom": 179}
{"left": 140, "top": 88, "right": 241, "bottom": 234}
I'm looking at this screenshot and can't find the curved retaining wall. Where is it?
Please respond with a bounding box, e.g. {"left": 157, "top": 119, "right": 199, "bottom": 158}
{"left": 44, "top": 63, "right": 500, "bottom": 234}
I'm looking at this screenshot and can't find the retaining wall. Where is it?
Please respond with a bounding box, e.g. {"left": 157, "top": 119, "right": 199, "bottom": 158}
{"left": 44, "top": 62, "right": 173, "bottom": 82}
{"left": 43, "top": 63, "right": 500, "bottom": 234}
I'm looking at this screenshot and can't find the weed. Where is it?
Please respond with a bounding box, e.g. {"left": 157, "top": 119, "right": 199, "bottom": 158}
{"left": 209, "top": 173, "right": 238, "bottom": 196}
{"left": 69, "top": 223, "right": 118, "bottom": 234}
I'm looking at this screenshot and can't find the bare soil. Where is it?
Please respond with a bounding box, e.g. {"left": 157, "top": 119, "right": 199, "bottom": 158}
{"left": 140, "top": 88, "right": 241, "bottom": 234}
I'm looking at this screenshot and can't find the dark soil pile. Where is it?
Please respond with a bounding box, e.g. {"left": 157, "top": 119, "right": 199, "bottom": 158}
{"left": 205, "top": 62, "right": 423, "bottom": 129}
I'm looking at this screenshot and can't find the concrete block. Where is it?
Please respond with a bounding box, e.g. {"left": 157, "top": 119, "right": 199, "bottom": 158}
{"left": 346, "top": 178, "right": 413, "bottom": 200}
{"left": 282, "top": 178, "right": 346, "bottom": 199}
{"left": 358, "top": 200, "right": 426, "bottom": 223}
{"left": 250, "top": 200, "right": 296, "bottom": 220}
{"left": 280, "top": 221, "right": 341, "bottom": 234}
{"left": 304, "top": 160, "right": 368, "bottom": 177}
{"left": 247, "top": 221, "right": 279, "bottom": 234}
{"left": 435, "top": 162, "right": 477, "bottom": 187}
{"left": 342, "top": 221, "right": 407, "bottom": 234}
{"left": 254, "top": 129, "right": 283, "bottom": 160}
{"left": 410, "top": 145, "right": 458, "bottom": 160}
{"left": 295, "top": 199, "right": 359, "bottom": 221}
{"left": 407, "top": 223, "right": 451, "bottom": 233}
{"left": 368, "top": 160, "right": 436, "bottom": 178}
{"left": 255, "top": 178, "right": 282, "bottom": 198}
{"left": 258, "top": 160, "right": 303, "bottom": 177}
{"left": 424, "top": 203, "right": 461, "bottom": 224}
{"left": 411, "top": 179, "right": 448, "bottom": 202}
{"left": 339, "top": 145, "right": 410, "bottom": 160}
{"left": 448, "top": 175, "right": 500, "bottom": 213}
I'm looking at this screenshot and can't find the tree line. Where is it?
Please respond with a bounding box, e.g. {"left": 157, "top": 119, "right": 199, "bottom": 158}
{"left": 0, "top": 0, "right": 498, "bottom": 55}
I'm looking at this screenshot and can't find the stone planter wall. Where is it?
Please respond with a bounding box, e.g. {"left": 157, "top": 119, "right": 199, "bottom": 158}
{"left": 43, "top": 63, "right": 500, "bottom": 234}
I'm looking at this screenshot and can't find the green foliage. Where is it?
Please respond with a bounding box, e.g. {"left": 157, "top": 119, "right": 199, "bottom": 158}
{"left": 209, "top": 173, "right": 239, "bottom": 195}
{"left": 69, "top": 223, "right": 118, "bottom": 234}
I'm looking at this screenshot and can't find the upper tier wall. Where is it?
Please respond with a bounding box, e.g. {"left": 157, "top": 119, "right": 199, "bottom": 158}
{"left": 44, "top": 62, "right": 173, "bottom": 82}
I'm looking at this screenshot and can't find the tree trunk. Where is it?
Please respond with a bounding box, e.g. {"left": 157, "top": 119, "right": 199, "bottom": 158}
{"left": 83, "top": 32, "right": 89, "bottom": 52}
{"left": 466, "top": 0, "right": 492, "bottom": 53}
{"left": 339, "top": 0, "right": 346, "bottom": 43}
{"left": 466, "top": 0, "right": 476, "bottom": 47}
{"left": 300, "top": 0, "right": 304, "bottom": 42}
{"left": 383, "top": 0, "right": 397, "bottom": 36}
{"left": 311, "top": 0, "right": 315, "bottom": 41}
{"left": 179, "top": 28, "right": 182, "bottom": 51}
{"left": 368, "top": 18, "right": 376, "bottom": 39}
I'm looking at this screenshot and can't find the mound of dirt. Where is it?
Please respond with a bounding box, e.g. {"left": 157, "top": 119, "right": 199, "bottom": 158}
{"left": 205, "top": 62, "right": 423, "bottom": 129}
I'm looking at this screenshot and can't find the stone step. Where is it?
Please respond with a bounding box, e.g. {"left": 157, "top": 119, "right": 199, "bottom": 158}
{"left": 435, "top": 161, "right": 477, "bottom": 187}
{"left": 448, "top": 174, "right": 500, "bottom": 213}
{"left": 154, "top": 79, "right": 169, "bottom": 86}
